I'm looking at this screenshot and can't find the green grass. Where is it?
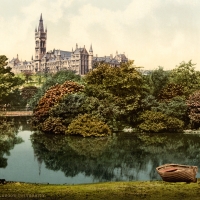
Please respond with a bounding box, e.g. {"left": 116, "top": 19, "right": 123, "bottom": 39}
{"left": 15, "top": 73, "right": 46, "bottom": 88}
{"left": 0, "top": 180, "right": 200, "bottom": 200}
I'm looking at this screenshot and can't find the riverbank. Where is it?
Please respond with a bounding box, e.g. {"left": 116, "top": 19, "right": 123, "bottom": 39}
{"left": 0, "top": 180, "right": 200, "bottom": 200}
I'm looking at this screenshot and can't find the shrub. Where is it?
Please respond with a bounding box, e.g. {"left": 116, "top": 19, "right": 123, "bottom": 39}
{"left": 41, "top": 117, "right": 66, "bottom": 134}
{"left": 187, "top": 90, "right": 200, "bottom": 128}
{"left": 21, "top": 86, "right": 38, "bottom": 101}
{"left": 158, "top": 83, "right": 184, "bottom": 101}
{"left": 29, "top": 70, "right": 81, "bottom": 107}
{"left": 66, "top": 114, "right": 111, "bottom": 137}
{"left": 151, "top": 96, "right": 188, "bottom": 122}
{"left": 31, "top": 80, "right": 84, "bottom": 130}
{"left": 138, "top": 110, "right": 184, "bottom": 133}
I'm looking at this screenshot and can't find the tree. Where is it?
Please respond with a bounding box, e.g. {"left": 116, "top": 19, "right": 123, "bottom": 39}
{"left": 158, "top": 83, "right": 184, "bottom": 102}
{"left": 0, "top": 55, "right": 24, "bottom": 103}
{"left": 29, "top": 70, "right": 81, "bottom": 108}
{"left": 147, "top": 66, "right": 170, "bottom": 98}
{"left": 21, "top": 86, "right": 38, "bottom": 101}
{"left": 22, "top": 70, "right": 33, "bottom": 83}
{"left": 169, "top": 60, "right": 199, "bottom": 96}
{"left": 152, "top": 96, "right": 188, "bottom": 123}
{"left": 138, "top": 110, "right": 184, "bottom": 133}
{"left": 187, "top": 90, "right": 200, "bottom": 128}
{"left": 84, "top": 61, "right": 146, "bottom": 126}
{"left": 31, "top": 80, "right": 84, "bottom": 132}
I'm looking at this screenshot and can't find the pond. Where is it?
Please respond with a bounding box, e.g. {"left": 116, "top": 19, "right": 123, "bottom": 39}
{"left": 1, "top": 117, "right": 200, "bottom": 184}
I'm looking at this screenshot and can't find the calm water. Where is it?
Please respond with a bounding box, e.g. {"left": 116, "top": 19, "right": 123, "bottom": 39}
{"left": 1, "top": 117, "right": 200, "bottom": 184}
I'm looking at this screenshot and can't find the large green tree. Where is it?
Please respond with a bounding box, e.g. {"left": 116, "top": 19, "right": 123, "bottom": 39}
{"left": 84, "top": 61, "right": 146, "bottom": 126}
{"left": 0, "top": 55, "right": 24, "bottom": 103}
{"left": 146, "top": 66, "right": 170, "bottom": 98}
{"left": 169, "top": 60, "right": 200, "bottom": 96}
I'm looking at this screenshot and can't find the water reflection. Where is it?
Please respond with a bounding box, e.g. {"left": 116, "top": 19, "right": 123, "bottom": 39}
{"left": 30, "top": 131, "right": 200, "bottom": 183}
{"left": 0, "top": 118, "right": 24, "bottom": 168}
{"left": 2, "top": 117, "right": 200, "bottom": 184}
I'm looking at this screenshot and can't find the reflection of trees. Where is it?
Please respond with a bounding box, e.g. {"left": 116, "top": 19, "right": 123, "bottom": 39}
{"left": 67, "top": 137, "right": 113, "bottom": 158}
{"left": 12, "top": 117, "right": 32, "bottom": 131}
{"left": 0, "top": 118, "right": 24, "bottom": 168}
{"left": 30, "top": 132, "right": 200, "bottom": 182}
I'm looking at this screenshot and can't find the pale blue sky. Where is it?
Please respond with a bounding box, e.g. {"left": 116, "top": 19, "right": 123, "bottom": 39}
{"left": 1, "top": 0, "right": 200, "bottom": 70}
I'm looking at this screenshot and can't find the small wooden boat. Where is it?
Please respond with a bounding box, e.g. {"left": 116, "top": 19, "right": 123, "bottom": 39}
{"left": 156, "top": 164, "right": 198, "bottom": 183}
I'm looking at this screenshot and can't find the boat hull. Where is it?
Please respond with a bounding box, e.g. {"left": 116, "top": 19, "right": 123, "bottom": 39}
{"left": 156, "top": 164, "right": 198, "bottom": 183}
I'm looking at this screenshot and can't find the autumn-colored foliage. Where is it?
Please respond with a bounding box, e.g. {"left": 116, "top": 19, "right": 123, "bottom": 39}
{"left": 41, "top": 117, "right": 66, "bottom": 134}
{"left": 32, "top": 80, "right": 84, "bottom": 129}
{"left": 158, "top": 83, "right": 184, "bottom": 101}
{"left": 187, "top": 90, "right": 200, "bottom": 128}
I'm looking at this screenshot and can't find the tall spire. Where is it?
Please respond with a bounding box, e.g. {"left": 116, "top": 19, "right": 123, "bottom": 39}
{"left": 58, "top": 50, "right": 61, "bottom": 56}
{"left": 38, "top": 13, "right": 44, "bottom": 32}
{"left": 89, "top": 44, "right": 93, "bottom": 52}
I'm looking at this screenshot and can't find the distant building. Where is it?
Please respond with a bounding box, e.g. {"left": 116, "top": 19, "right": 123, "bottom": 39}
{"left": 9, "top": 14, "right": 128, "bottom": 75}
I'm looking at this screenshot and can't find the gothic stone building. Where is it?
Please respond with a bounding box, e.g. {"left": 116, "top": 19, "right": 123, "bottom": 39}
{"left": 9, "top": 14, "right": 128, "bottom": 75}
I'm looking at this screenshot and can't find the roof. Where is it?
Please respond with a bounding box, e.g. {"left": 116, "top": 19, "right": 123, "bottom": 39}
{"left": 54, "top": 50, "right": 72, "bottom": 58}
{"left": 93, "top": 56, "right": 120, "bottom": 65}
{"left": 41, "top": 49, "right": 72, "bottom": 61}
{"left": 73, "top": 47, "right": 88, "bottom": 55}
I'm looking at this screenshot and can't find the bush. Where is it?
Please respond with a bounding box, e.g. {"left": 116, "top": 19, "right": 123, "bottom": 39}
{"left": 66, "top": 114, "right": 111, "bottom": 137}
{"left": 29, "top": 70, "right": 81, "bottom": 107}
{"left": 158, "top": 83, "right": 184, "bottom": 101}
{"left": 187, "top": 90, "right": 200, "bottom": 128}
{"left": 21, "top": 86, "right": 38, "bottom": 101}
{"left": 151, "top": 96, "right": 188, "bottom": 122}
{"left": 41, "top": 117, "right": 66, "bottom": 134}
{"left": 31, "top": 80, "right": 84, "bottom": 130}
{"left": 138, "top": 110, "right": 184, "bottom": 133}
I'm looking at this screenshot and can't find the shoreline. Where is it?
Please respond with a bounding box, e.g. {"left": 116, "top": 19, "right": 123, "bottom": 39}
{"left": 0, "top": 180, "right": 200, "bottom": 200}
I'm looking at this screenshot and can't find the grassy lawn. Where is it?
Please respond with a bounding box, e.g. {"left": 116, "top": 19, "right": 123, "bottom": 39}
{"left": 0, "top": 180, "right": 200, "bottom": 200}
{"left": 16, "top": 73, "right": 46, "bottom": 88}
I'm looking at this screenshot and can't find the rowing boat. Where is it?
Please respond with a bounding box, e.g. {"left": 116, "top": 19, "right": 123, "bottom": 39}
{"left": 156, "top": 164, "right": 198, "bottom": 183}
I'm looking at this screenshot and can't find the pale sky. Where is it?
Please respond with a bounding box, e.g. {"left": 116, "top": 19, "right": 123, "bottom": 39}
{"left": 1, "top": 0, "right": 200, "bottom": 70}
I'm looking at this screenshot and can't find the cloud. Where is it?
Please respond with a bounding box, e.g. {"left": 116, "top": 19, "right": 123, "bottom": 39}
{"left": 21, "top": 0, "right": 74, "bottom": 23}
{"left": 1, "top": 0, "right": 200, "bottom": 69}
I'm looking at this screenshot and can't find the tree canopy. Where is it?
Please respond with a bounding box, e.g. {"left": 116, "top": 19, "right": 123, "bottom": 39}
{"left": 0, "top": 55, "right": 24, "bottom": 102}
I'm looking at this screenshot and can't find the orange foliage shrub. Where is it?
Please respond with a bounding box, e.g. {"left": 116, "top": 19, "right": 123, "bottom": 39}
{"left": 32, "top": 81, "right": 84, "bottom": 128}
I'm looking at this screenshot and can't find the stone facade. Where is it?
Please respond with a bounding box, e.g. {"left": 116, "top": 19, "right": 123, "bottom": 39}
{"left": 9, "top": 14, "right": 128, "bottom": 75}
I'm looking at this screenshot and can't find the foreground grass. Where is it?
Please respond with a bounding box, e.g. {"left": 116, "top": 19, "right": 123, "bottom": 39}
{"left": 0, "top": 180, "right": 200, "bottom": 200}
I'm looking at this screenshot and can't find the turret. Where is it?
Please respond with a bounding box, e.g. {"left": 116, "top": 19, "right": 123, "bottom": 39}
{"left": 89, "top": 44, "right": 93, "bottom": 53}
{"left": 57, "top": 50, "right": 61, "bottom": 60}
{"left": 88, "top": 44, "right": 93, "bottom": 71}
{"left": 38, "top": 13, "right": 44, "bottom": 32}
{"left": 35, "top": 13, "right": 47, "bottom": 72}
